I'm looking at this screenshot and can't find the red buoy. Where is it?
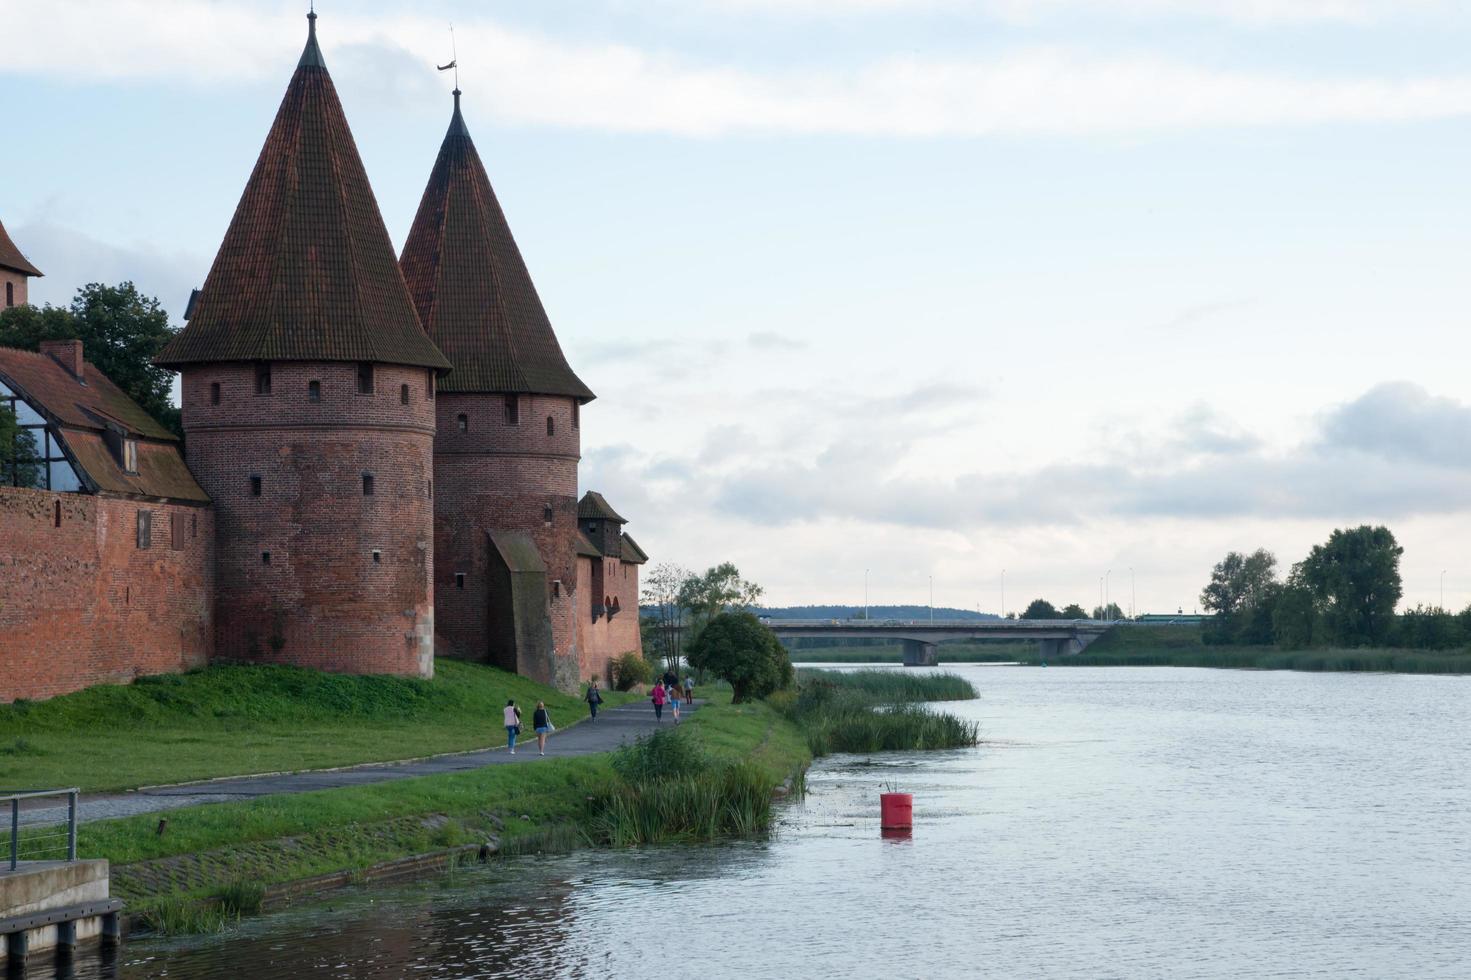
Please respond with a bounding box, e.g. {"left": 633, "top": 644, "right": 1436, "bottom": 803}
{"left": 880, "top": 792, "right": 913, "bottom": 830}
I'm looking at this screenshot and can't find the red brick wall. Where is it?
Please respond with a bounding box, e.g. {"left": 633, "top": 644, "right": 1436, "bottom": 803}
{"left": 576, "top": 555, "right": 642, "bottom": 684}
{"left": 433, "top": 392, "right": 582, "bottom": 687}
{"left": 0, "top": 487, "right": 213, "bottom": 703}
{"left": 180, "top": 361, "right": 435, "bottom": 677}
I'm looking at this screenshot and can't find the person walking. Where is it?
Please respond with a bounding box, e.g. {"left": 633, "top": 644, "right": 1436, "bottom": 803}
{"left": 669, "top": 681, "right": 682, "bottom": 725}
{"left": 651, "top": 681, "right": 666, "bottom": 723}
{"left": 683, "top": 675, "right": 694, "bottom": 706}
{"left": 533, "top": 701, "right": 554, "bottom": 756}
{"left": 585, "top": 678, "right": 603, "bottom": 721}
{"left": 503, "top": 699, "right": 522, "bottom": 754}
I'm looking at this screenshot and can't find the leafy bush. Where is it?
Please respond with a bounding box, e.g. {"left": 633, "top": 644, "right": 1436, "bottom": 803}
{"left": 611, "top": 652, "right": 652, "bottom": 691}
{"left": 778, "top": 681, "right": 980, "bottom": 757}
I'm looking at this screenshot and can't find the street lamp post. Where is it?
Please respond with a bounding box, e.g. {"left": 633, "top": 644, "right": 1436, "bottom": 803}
{"left": 864, "top": 568, "right": 869, "bottom": 622}
{"left": 1130, "top": 567, "right": 1136, "bottom": 620}
{"left": 1441, "top": 569, "right": 1447, "bottom": 611}
{"left": 1001, "top": 569, "right": 1006, "bottom": 620}
{"left": 929, "top": 575, "right": 934, "bottom": 625}
{"left": 1105, "top": 569, "right": 1112, "bottom": 620}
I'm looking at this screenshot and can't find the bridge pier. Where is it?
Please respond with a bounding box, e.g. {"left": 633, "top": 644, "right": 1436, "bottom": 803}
{"left": 902, "top": 640, "right": 938, "bottom": 667}
{"left": 1037, "top": 638, "right": 1063, "bottom": 661}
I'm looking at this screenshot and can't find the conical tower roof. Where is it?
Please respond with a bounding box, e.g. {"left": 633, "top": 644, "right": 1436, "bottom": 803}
{"left": 157, "top": 13, "right": 449, "bottom": 371}
{"left": 0, "top": 217, "right": 42, "bottom": 277}
{"left": 399, "top": 92, "right": 593, "bottom": 400}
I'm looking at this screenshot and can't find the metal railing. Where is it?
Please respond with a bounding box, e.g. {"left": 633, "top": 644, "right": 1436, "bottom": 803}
{"left": 3, "top": 789, "right": 79, "bottom": 871}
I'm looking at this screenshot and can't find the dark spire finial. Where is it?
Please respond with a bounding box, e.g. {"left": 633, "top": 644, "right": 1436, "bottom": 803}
{"left": 299, "top": 4, "right": 326, "bottom": 69}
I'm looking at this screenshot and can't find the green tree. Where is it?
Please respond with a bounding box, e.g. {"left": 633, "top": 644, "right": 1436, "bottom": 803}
{"left": 1091, "top": 602, "right": 1125, "bottom": 620}
{"left": 640, "top": 562, "right": 693, "bottom": 673}
{"left": 1058, "top": 603, "right": 1088, "bottom": 619}
{"left": 0, "top": 282, "right": 180, "bottom": 435}
{"left": 0, "top": 403, "right": 42, "bottom": 487}
{"left": 1298, "top": 525, "right": 1404, "bottom": 646}
{"left": 1021, "top": 598, "right": 1060, "bottom": 620}
{"left": 677, "top": 562, "right": 764, "bottom": 644}
{"left": 1271, "top": 571, "right": 1320, "bottom": 650}
{"left": 686, "top": 611, "right": 793, "bottom": 703}
{"left": 1201, "top": 549, "right": 1280, "bottom": 644}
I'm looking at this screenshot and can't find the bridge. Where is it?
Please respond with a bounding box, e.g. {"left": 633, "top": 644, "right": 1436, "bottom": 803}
{"left": 765, "top": 619, "right": 1115, "bottom": 666}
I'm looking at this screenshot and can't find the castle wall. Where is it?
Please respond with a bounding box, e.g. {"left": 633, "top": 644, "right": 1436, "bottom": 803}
{"left": 576, "top": 555, "right": 642, "bottom": 684}
{"left": 180, "top": 361, "right": 436, "bottom": 677}
{"left": 433, "top": 392, "right": 581, "bottom": 688}
{"left": 0, "top": 487, "right": 213, "bottom": 703}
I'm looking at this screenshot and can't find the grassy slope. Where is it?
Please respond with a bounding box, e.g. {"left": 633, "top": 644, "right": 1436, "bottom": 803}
{"left": 49, "top": 691, "right": 807, "bottom": 918}
{"left": 0, "top": 660, "right": 632, "bottom": 792}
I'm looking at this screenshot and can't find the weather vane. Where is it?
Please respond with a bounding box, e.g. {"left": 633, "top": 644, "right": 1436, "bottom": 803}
{"left": 437, "top": 23, "right": 459, "bottom": 91}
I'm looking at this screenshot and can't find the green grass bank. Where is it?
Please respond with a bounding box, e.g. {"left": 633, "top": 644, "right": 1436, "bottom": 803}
{"left": 45, "top": 689, "right": 807, "bottom": 932}
{"left": 1041, "top": 626, "right": 1471, "bottom": 674}
{"left": 0, "top": 660, "right": 633, "bottom": 792}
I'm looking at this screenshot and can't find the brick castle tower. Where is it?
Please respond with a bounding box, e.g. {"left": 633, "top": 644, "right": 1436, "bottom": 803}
{"left": 399, "top": 90, "right": 595, "bottom": 688}
{"left": 156, "top": 13, "right": 451, "bottom": 676}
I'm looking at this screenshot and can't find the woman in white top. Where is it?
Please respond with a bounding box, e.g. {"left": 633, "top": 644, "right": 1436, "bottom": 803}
{"left": 503, "top": 700, "right": 522, "bottom": 754}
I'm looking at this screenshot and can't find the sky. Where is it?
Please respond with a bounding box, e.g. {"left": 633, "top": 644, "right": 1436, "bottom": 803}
{"left": 4, "top": 0, "right": 1471, "bottom": 615}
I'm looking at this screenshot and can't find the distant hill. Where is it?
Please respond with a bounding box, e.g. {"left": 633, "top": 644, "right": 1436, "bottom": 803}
{"left": 754, "top": 604, "right": 999, "bottom": 621}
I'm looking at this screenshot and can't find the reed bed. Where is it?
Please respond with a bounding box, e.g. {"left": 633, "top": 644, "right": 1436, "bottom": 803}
{"left": 777, "top": 674, "right": 981, "bottom": 757}
{"left": 589, "top": 729, "right": 775, "bottom": 847}
{"left": 796, "top": 669, "right": 978, "bottom": 702}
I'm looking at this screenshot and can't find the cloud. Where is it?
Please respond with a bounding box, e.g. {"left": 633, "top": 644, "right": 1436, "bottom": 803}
{"left": 6, "top": 4, "right": 1471, "bottom": 137}
{"left": 16, "top": 221, "right": 202, "bottom": 323}
{"left": 697, "top": 0, "right": 1451, "bottom": 24}
{"left": 1318, "top": 382, "right": 1471, "bottom": 469}
{"left": 747, "top": 330, "right": 807, "bottom": 351}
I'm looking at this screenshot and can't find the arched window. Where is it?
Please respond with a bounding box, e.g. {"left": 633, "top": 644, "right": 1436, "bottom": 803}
{"left": 457, "top": 414, "right": 468, "bottom": 432}
{"left": 308, "top": 380, "right": 321, "bottom": 402}
{"left": 400, "top": 384, "right": 410, "bottom": 405}
{"left": 504, "top": 395, "right": 519, "bottom": 425}
{"left": 546, "top": 416, "right": 555, "bottom": 436}
{"left": 210, "top": 382, "right": 221, "bottom": 405}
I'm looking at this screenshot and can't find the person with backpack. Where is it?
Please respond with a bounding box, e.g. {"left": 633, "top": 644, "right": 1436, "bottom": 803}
{"left": 503, "top": 699, "right": 522, "bottom": 754}
{"left": 651, "top": 681, "right": 667, "bottom": 722}
{"left": 585, "top": 678, "right": 604, "bottom": 721}
{"left": 532, "top": 700, "right": 554, "bottom": 756}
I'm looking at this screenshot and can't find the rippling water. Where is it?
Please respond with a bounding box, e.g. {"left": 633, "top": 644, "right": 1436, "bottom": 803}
{"left": 60, "top": 666, "right": 1471, "bottom": 979}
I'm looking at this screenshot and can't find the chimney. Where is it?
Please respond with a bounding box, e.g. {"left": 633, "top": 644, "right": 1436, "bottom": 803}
{"left": 40, "top": 339, "right": 84, "bottom": 381}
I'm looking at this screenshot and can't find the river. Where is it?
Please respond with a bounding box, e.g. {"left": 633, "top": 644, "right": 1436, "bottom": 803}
{"left": 65, "top": 666, "right": 1471, "bottom": 979}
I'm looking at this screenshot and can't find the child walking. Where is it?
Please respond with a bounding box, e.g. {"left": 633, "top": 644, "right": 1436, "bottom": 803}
{"left": 651, "top": 681, "right": 666, "bottom": 722}
{"left": 669, "top": 682, "right": 682, "bottom": 725}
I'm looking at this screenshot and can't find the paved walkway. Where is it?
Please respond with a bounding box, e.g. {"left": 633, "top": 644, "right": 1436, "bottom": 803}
{"left": 20, "top": 700, "right": 694, "bottom": 827}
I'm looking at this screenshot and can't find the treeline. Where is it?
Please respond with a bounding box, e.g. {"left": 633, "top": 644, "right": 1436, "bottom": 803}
{"left": 1018, "top": 599, "right": 1123, "bottom": 620}
{"left": 1201, "top": 525, "right": 1468, "bottom": 650}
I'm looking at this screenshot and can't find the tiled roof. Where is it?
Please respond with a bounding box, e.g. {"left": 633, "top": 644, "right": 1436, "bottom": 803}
{"left": 399, "top": 93, "right": 593, "bottom": 399}
{"left": 578, "top": 490, "right": 627, "bottom": 523}
{"left": 0, "top": 218, "right": 41, "bottom": 278}
{"left": 0, "top": 346, "right": 174, "bottom": 441}
{"left": 0, "top": 345, "right": 208, "bottom": 503}
{"left": 619, "top": 533, "right": 649, "bottom": 564}
{"left": 156, "top": 15, "right": 449, "bottom": 372}
{"left": 574, "top": 532, "right": 602, "bottom": 558}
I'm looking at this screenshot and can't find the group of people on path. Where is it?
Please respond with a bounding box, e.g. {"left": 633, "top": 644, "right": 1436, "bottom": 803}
{"left": 649, "top": 670, "right": 694, "bottom": 725}
{"left": 501, "top": 671, "right": 695, "bottom": 754}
